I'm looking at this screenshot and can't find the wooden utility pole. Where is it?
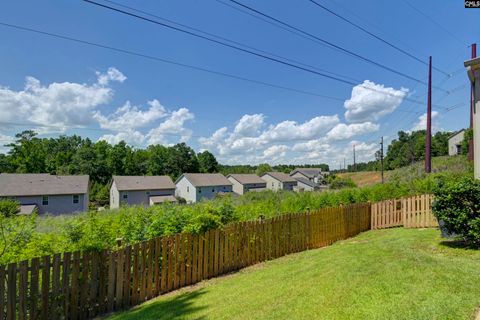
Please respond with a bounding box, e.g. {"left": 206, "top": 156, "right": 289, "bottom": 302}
{"left": 469, "top": 43, "right": 477, "bottom": 161}
{"left": 425, "top": 56, "right": 432, "bottom": 174}
{"left": 353, "top": 145, "right": 356, "bottom": 172}
{"left": 380, "top": 136, "right": 384, "bottom": 184}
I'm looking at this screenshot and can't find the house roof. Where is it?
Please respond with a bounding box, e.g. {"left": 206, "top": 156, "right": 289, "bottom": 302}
{"left": 290, "top": 168, "right": 324, "bottom": 178}
{"left": 177, "top": 173, "right": 232, "bottom": 187}
{"left": 149, "top": 195, "right": 178, "bottom": 203}
{"left": 294, "top": 177, "right": 317, "bottom": 188}
{"left": 113, "top": 176, "right": 175, "bottom": 191}
{"left": 262, "top": 172, "right": 297, "bottom": 183}
{"left": 227, "top": 174, "right": 266, "bottom": 185}
{"left": 19, "top": 204, "right": 38, "bottom": 215}
{"left": 0, "top": 173, "right": 89, "bottom": 197}
{"left": 448, "top": 129, "right": 466, "bottom": 140}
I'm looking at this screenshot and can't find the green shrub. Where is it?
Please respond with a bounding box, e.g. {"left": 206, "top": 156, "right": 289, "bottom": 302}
{"left": 0, "top": 199, "right": 20, "bottom": 217}
{"left": 432, "top": 177, "right": 480, "bottom": 247}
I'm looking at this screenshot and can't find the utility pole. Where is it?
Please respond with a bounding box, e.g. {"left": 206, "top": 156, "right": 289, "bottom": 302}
{"left": 425, "top": 56, "right": 432, "bottom": 174}
{"left": 469, "top": 43, "right": 477, "bottom": 161}
{"left": 343, "top": 158, "right": 346, "bottom": 173}
{"left": 380, "top": 136, "right": 384, "bottom": 184}
{"left": 353, "top": 145, "right": 356, "bottom": 172}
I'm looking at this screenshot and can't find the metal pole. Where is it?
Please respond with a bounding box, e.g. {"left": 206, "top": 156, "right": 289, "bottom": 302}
{"left": 380, "top": 136, "right": 384, "bottom": 183}
{"left": 425, "top": 56, "right": 432, "bottom": 174}
{"left": 470, "top": 43, "right": 477, "bottom": 162}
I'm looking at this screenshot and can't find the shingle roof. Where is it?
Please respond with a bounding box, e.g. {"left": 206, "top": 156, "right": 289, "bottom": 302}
{"left": 290, "top": 168, "right": 323, "bottom": 178}
{"left": 178, "top": 173, "right": 232, "bottom": 187}
{"left": 149, "top": 195, "right": 178, "bottom": 203}
{"left": 262, "top": 172, "right": 297, "bottom": 183}
{"left": 227, "top": 174, "right": 266, "bottom": 185}
{"left": 0, "top": 173, "right": 89, "bottom": 196}
{"left": 113, "top": 176, "right": 175, "bottom": 191}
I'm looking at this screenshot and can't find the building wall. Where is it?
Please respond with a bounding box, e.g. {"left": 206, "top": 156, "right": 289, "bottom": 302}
{"left": 228, "top": 177, "right": 245, "bottom": 195}
{"left": 294, "top": 181, "right": 314, "bottom": 192}
{"left": 262, "top": 174, "right": 282, "bottom": 191}
{"left": 110, "top": 181, "right": 120, "bottom": 209}
{"left": 448, "top": 131, "right": 465, "bottom": 156}
{"left": 8, "top": 194, "right": 88, "bottom": 215}
{"left": 175, "top": 177, "right": 197, "bottom": 203}
{"left": 196, "top": 185, "right": 232, "bottom": 202}
{"left": 282, "top": 181, "right": 297, "bottom": 191}
{"left": 244, "top": 183, "right": 266, "bottom": 193}
{"left": 118, "top": 189, "right": 176, "bottom": 208}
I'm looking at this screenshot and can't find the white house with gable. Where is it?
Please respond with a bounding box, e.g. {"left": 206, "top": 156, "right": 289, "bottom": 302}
{"left": 175, "top": 173, "right": 233, "bottom": 203}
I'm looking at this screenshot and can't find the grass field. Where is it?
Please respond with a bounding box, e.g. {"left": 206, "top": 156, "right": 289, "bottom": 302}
{"left": 106, "top": 228, "right": 480, "bottom": 320}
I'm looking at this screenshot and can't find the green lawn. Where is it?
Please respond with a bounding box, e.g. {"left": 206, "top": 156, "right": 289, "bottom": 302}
{"left": 107, "top": 228, "right": 480, "bottom": 320}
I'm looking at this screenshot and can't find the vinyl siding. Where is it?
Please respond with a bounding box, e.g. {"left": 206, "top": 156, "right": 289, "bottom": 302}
{"left": 8, "top": 194, "right": 88, "bottom": 215}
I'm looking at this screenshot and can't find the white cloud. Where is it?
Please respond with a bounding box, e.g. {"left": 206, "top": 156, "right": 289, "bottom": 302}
{"left": 0, "top": 68, "right": 125, "bottom": 132}
{"left": 99, "top": 130, "right": 145, "bottom": 146}
{"left": 411, "top": 111, "right": 440, "bottom": 132}
{"left": 344, "top": 80, "right": 408, "bottom": 123}
{"left": 233, "top": 114, "right": 265, "bottom": 137}
{"left": 146, "top": 107, "right": 195, "bottom": 145}
{"left": 326, "top": 122, "right": 379, "bottom": 141}
{"left": 96, "top": 67, "right": 126, "bottom": 86}
{"left": 94, "top": 99, "right": 167, "bottom": 131}
{"left": 0, "top": 134, "right": 15, "bottom": 154}
{"left": 261, "top": 145, "right": 289, "bottom": 159}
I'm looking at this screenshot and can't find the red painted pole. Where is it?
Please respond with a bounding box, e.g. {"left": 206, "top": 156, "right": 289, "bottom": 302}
{"left": 471, "top": 44, "right": 477, "bottom": 129}
{"left": 469, "top": 44, "right": 477, "bottom": 162}
{"left": 425, "top": 56, "right": 432, "bottom": 174}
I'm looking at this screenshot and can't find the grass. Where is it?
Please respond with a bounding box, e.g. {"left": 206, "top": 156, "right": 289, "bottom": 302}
{"left": 338, "top": 171, "right": 381, "bottom": 187}
{"left": 106, "top": 228, "right": 480, "bottom": 320}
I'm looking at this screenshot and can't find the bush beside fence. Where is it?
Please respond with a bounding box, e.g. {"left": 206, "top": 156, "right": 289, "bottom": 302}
{"left": 0, "top": 203, "right": 371, "bottom": 320}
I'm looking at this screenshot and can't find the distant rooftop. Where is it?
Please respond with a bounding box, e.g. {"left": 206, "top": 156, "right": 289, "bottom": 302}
{"left": 0, "top": 173, "right": 89, "bottom": 197}
{"left": 113, "top": 176, "right": 175, "bottom": 191}
{"left": 227, "top": 174, "right": 266, "bottom": 185}
{"left": 262, "top": 172, "right": 297, "bottom": 183}
{"left": 290, "top": 168, "right": 324, "bottom": 178}
{"left": 178, "top": 173, "right": 232, "bottom": 187}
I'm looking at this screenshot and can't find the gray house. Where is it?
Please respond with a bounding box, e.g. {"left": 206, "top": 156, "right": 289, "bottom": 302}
{"left": 227, "top": 174, "right": 267, "bottom": 195}
{"left": 175, "top": 173, "right": 233, "bottom": 203}
{"left": 0, "top": 173, "right": 89, "bottom": 215}
{"left": 110, "top": 176, "right": 176, "bottom": 209}
{"left": 261, "top": 172, "right": 297, "bottom": 191}
{"left": 290, "top": 168, "right": 327, "bottom": 184}
{"left": 448, "top": 129, "right": 465, "bottom": 156}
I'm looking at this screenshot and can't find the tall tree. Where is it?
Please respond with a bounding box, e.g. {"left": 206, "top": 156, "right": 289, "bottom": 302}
{"left": 197, "top": 151, "right": 219, "bottom": 173}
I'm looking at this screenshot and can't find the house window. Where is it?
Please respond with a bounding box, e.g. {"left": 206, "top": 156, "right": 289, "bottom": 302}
{"left": 146, "top": 191, "right": 150, "bottom": 195}
{"left": 199, "top": 188, "right": 202, "bottom": 193}
{"left": 212, "top": 188, "right": 215, "bottom": 192}
{"left": 123, "top": 193, "right": 128, "bottom": 199}
{"left": 42, "top": 196, "right": 49, "bottom": 206}
{"left": 73, "top": 195, "right": 79, "bottom": 204}
{"left": 272, "top": 182, "right": 274, "bottom": 187}
{"left": 187, "top": 186, "right": 189, "bottom": 192}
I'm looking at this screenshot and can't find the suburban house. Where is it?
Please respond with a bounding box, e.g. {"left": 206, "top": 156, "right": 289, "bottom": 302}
{"left": 175, "top": 173, "right": 233, "bottom": 203}
{"left": 227, "top": 174, "right": 267, "bottom": 195}
{"left": 261, "top": 172, "right": 297, "bottom": 191}
{"left": 0, "top": 173, "right": 89, "bottom": 215}
{"left": 110, "top": 176, "right": 177, "bottom": 209}
{"left": 448, "top": 129, "right": 465, "bottom": 156}
{"left": 290, "top": 168, "right": 328, "bottom": 192}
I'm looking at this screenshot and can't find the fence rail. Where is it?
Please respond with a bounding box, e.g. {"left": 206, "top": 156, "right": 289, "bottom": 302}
{"left": 371, "top": 194, "right": 437, "bottom": 229}
{"left": 0, "top": 203, "right": 371, "bottom": 320}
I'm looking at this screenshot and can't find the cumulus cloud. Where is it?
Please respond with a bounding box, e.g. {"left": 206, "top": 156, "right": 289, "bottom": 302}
{"left": 96, "top": 67, "right": 127, "bottom": 86}
{"left": 233, "top": 114, "right": 265, "bottom": 137}
{"left": 0, "top": 68, "right": 125, "bottom": 132}
{"left": 99, "top": 130, "right": 146, "bottom": 146}
{"left": 94, "top": 99, "right": 167, "bottom": 131}
{"left": 325, "top": 122, "right": 379, "bottom": 141}
{"left": 146, "top": 108, "right": 195, "bottom": 145}
{"left": 0, "top": 134, "right": 15, "bottom": 154}
{"left": 411, "top": 111, "right": 440, "bottom": 132}
{"left": 344, "top": 80, "right": 408, "bottom": 123}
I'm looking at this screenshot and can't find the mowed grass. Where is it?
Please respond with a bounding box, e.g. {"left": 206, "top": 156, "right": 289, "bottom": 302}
{"left": 107, "top": 228, "right": 480, "bottom": 320}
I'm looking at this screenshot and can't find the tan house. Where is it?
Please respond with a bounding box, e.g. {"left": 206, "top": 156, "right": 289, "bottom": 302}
{"left": 227, "top": 174, "right": 267, "bottom": 195}
{"left": 175, "top": 173, "right": 233, "bottom": 203}
{"left": 448, "top": 129, "right": 465, "bottom": 156}
{"left": 261, "top": 172, "right": 297, "bottom": 191}
{"left": 0, "top": 173, "right": 89, "bottom": 215}
{"left": 110, "top": 176, "right": 176, "bottom": 209}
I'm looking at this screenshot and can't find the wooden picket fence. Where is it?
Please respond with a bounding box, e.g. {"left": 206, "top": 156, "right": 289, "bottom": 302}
{"left": 371, "top": 194, "right": 437, "bottom": 229}
{"left": 0, "top": 203, "right": 370, "bottom": 320}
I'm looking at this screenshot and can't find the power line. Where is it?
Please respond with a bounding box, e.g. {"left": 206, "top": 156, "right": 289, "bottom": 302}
{"left": 307, "top": 0, "right": 450, "bottom": 76}
{"left": 401, "top": 0, "right": 467, "bottom": 47}
{"left": 0, "top": 22, "right": 347, "bottom": 101}
{"left": 85, "top": 0, "right": 447, "bottom": 93}
{"left": 220, "top": 0, "right": 449, "bottom": 93}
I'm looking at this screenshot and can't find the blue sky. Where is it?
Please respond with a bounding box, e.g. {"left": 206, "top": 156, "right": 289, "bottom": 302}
{"left": 0, "top": 0, "right": 477, "bottom": 168}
